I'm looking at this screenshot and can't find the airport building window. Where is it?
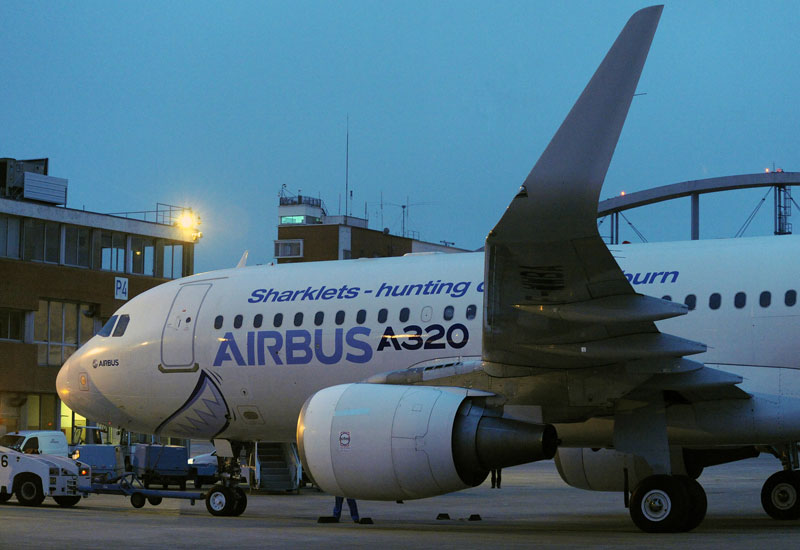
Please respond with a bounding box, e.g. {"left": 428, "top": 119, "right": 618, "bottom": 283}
{"left": 709, "top": 293, "right": 721, "bottom": 310}
{"left": 786, "top": 290, "right": 797, "bottom": 307}
{"left": 162, "top": 243, "right": 184, "bottom": 279}
{"left": 356, "top": 309, "right": 366, "bottom": 324}
{"left": 131, "top": 237, "right": 155, "bottom": 275}
{"left": 254, "top": 314, "right": 263, "bottom": 328}
{"left": 759, "top": 291, "right": 771, "bottom": 308}
{"left": 64, "top": 225, "right": 90, "bottom": 267}
{"left": 294, "top": 312, "right": 303, "bottom": 327}
{"left": 0, "top": 308, "right": 24, "bottom": 341}
{"left": 274, "top": 239, "right": 303, "bottom": 259}
{"left": 35, "top": 299, "right": 95, "bottom": 366}
{"left": 23, "top": 219, "right": 60, "bottom": 263}
{"left": 444, "top": 305, "right": 454, "bottom": 321}
{"left": 734, "top": 292, "right": 747, "bottom": 309}
{"left": 99, "top": 231, "right": 126, "bottom": 272}
{"left": 335, "top": 310, "right": 345, "bottom": 325}
{"left": 684, "top": 294, "right": 696, "bottom": 311}
{"left": 466, "top": 304, "right": 477, "bottom": 320}
{"left": 214, "top": 315, "right": 223, "bottom": 329}
{"left": 378, "top": 309, "right": 388, "bottom": 323}
{"left": 314, "top": 311, "right": 324, "bottom": 326}
{"left": 112, "top": 314, "right": 130, "bottom": 337}
{"left": 273, "top": 313, "right": 283, "bottom": 328}
{"left": 234, "top": 315, "right": 243, "bottom": 329}
{"left": 0, "top": 214, "right": 21, "bottom": 258}
{"left": 399, "top": 307, "right": 410, "bottom": 323}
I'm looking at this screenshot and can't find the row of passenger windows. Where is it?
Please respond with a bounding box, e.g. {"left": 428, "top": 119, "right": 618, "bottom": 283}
{"left": 665, "top": 290, "right": 797, "bottom": 311}
{"left": 214, "top": 304, "right": 479, "bottom": 330}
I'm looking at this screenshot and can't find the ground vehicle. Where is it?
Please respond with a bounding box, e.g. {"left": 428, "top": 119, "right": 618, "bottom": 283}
{"left": 133, "top": 444, "right": 189, "bottom": 489}
{"left": 0, "top": 445, "right": 91, "bottom": 506}
{"left": 188, "top": 450, "right": 218, "bottom": 488}
{"left": 0, "top": 430, "right": 69, "bottom": 456}
{"left": 70, "top": 426, "right": 124, "bottom": 481}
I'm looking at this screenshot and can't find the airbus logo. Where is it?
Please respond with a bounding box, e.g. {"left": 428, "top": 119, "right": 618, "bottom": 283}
{"left": 92, "top": 358, "right": 120, "bottom": 368}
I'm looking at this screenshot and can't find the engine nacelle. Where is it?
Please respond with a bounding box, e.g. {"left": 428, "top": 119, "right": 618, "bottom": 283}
{"left": 297, "top": 383, "right": 557, "bottom": 500}
{"left": 554, "top": 448, "right": 653, "bottom": 491}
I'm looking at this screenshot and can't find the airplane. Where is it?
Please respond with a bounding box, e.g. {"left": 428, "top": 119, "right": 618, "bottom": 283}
{"left": 56, "top": 5, "right": 800, "bottom": 532}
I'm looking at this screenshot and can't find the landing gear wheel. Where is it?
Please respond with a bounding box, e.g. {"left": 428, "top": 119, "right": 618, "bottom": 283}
{"left": 231, "top": 487, "right": 247, "bottom": 516}
{"left": 147, "top": 496, "right": 163, "bottom": 506}
{"left": 762, "top": 470, "right": 800, "bottom": 520}
{"left": 677, "top": 476, "right": 707, "bottom": 532}
{"left": 53, "top": 496, "right": 81, "bottom": 507}
{"left": 206, "top": 485, "right": 235, "bottom": 516}
{"left": 630, "top": 475, "right": 690, "bottom": 533}
{"left": 15, "top": 476, "right": 45, "bottom": 507}
{"left": 130, "top": 492, "right": 146, "bottom": 508}
{"left": 0, "top": 492, "right": 11, "bottom": 503}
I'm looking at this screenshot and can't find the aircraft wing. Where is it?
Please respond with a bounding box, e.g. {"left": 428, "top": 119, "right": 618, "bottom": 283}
{"left": 483, "top": 6, "right": 708, "bottom": 374}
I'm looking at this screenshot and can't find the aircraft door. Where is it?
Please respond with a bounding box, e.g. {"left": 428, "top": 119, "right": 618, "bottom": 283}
{"left": 160, "top": 283, "right": 212, "bottom": 371}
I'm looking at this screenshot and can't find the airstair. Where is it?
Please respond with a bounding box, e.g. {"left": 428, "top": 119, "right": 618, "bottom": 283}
{"left": 249, "top": 442, "right": 302, "bottom": 492}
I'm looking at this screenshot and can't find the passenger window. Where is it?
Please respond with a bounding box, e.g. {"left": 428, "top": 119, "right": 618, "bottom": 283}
{"left": 294, "top": 312, "right": 303, "bottom": 327}
{"left": 786, "top": 290, "right": 797, "bottom": 307}
{"left": 234, "top": 315, "right": 243, "bottom": 329}
{"left": 98, "top": 315, "right": 118, "bottom": 337}
{"left": 335, "top": 311, "right": 345, "bottom": 325}
{"left": 760, "top": 291, "right": 771, "bottom": 308}
{"left": 734, "top": 292, "right": 747, "bottom": 309}
{"left": 273, "top": 313, "right": 283, "bottom": 328}
{"left": 684, "top": 294, "right": 696, "bottom": 311}
{"left": 443, "top": 305, "right": 454, "bottom": 321}
{"left": 399, "top": 307, "right": 410, "bottom": 323}
{"left": 214, "top": 315, "right": 223, "bottom": 330}
{"left": 314, "top": 311, "right": 324, "bottom": 326}
{"left": 254, "top": 314, "right": 263, "bottom": 328}
{"left": 356, "top": 309, "right": 366, "bottom": 324}
{"left": 378, "top": 309, "right": 388, "bottom": 323}
{"left": 709, "top": 293, "right": 721, "bottom": 310}
{"left": 112, "top": 314, "right": 130, "bottom": 337}
{"left": 466, "top": 304, "right": 477, "bottom": 320}
{"left": 661, "top": 295, "right": 672, "bottom": 302}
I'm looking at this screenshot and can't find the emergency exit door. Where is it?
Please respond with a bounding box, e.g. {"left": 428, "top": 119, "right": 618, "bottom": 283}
{"left": 160, "top": 283, "right": 211, "bottom": 370}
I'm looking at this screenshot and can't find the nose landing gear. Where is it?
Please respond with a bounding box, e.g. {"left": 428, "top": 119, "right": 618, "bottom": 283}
{"left": 205, "top": 440, "right": 248, "bottom": 517}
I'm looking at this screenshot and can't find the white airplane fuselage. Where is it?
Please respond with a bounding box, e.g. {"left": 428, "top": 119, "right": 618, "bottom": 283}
{"left": 57, "top": 235, "right": 800, "bottom": 446}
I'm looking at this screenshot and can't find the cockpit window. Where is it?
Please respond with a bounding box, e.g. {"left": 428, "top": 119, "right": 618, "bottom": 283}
{"left": 98, "top": 315, "right": 118, "bottom": 337}
{"left": 112, "top": 314, "right": 130, "bottom": 337}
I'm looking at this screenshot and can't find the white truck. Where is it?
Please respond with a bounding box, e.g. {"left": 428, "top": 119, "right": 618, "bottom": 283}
{"left": 0, "top": 445, "right": 91, "bottom": 507}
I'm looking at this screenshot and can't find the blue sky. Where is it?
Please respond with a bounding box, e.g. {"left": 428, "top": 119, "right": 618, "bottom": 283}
{"left": 2, "top": 1, "right": 798, "bottom": 272}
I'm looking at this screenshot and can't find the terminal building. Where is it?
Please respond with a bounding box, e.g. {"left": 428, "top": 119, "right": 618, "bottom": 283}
{"left": 274, "top": 190, "right": 466, "bottom": 263}
{"left": 0, "top": 157, "right": 200, "bottom": 442}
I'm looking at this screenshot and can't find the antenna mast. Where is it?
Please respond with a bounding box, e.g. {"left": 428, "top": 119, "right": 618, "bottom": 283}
{"left": 345, "top": 115, "right": 349, "bottom": 222}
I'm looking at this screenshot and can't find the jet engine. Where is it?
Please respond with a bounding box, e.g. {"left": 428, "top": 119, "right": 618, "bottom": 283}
{"left": 297, "top": 383, "right": 557, "bottom": 500}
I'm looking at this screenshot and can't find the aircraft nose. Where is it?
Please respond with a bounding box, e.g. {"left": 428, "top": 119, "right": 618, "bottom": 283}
{"left": 56, "top": 352, "right": 80, "bottom": 406}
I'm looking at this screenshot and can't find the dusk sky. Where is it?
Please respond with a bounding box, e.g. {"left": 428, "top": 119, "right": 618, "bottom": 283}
{"left": 3, "top": 1, "right": 798, "bottom": 272}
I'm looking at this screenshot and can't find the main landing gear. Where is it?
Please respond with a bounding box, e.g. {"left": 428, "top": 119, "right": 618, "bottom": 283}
{"left": 205, "top": 440, "right": 248, "bottom": 517}
{"left": 629, "top": 475, "right": 707, "bottom": 533}
{"left": 762, "top": 443, "right": 800, "bottom": 520}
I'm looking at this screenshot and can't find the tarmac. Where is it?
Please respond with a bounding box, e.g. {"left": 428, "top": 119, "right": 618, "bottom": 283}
{"left": 1, "top": 455, "right": 798, "bottom": 549}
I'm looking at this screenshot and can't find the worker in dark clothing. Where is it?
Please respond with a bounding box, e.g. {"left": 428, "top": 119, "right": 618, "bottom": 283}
{"left": 491, "top": 468, "right": 502, "bottom": 489}
{"left": 333, "top": 496, "right": 360, "bottom": 523}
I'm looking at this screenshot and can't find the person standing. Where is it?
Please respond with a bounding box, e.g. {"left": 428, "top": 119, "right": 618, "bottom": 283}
{"left": 491, "top": 468, "right": 502, "bottom": 489}
{"left": 333, "top": 496, "right": 360, "bottom": 523}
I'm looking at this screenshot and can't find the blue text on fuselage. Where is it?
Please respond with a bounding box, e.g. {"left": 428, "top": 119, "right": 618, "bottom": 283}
{"left": 213, "top": 327, "right": 372, "bottom": 367}
{"left": 623, "top": 271, "right": 679, "bottom": 285}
